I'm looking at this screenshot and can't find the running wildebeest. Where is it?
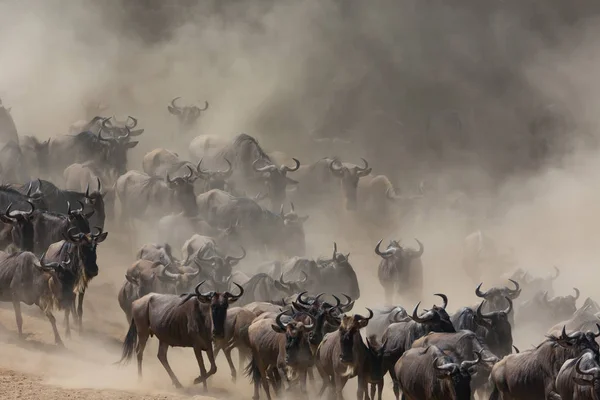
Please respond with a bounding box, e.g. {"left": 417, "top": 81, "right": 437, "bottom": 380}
{"left": 167, "top": 97, "right": 209, "bottom": 133}
{"left": 375, "top": 238, "right": 424, "bottom": 304}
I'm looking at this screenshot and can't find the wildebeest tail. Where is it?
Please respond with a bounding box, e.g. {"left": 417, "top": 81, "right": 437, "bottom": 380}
{"left": 244, "top": 357, "right": 261, "bottom": 385}
{"left": 117, "top": 318, "right": 138, "bottom": 365}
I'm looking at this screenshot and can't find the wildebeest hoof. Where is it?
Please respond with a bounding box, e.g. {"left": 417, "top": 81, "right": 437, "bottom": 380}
{"left": 173, "top": 381, "right": 183, "bottom": 389}
{"left": 55, "top": 340, "right": 65, "bottom": 348}
{"left": 193, "top": 376, "right": 205, "bottom": 385}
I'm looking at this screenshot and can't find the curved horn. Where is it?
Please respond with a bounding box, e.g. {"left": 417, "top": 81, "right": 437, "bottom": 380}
{"left": 25, "top": 182, "right": 32, "bottom": 197}
{"left": 330, "top": 295, "right": 341, "bottom": 309}
{"left": 502, "top": 296, "right": 513, "bottom": 315}
{"left": 252, "top": 159, "right": 277, "bottom": 173}
{"left": 573, "top": 288, "right": 580, "bottom": 300}
{"left": 184, "top": 165, "right": 194, "bottom": 180}
{"left": 508, "top": 279, "right": 520, "bottom": 294}
{"left": 85, "top": 183, "right": 90, "bottom": 198}
{"left": 460, "top": 351, "right": 483, "bottom": 369}
{"left": 196, "top": 158, "right": 208, "bottom": 176}
{"left": 434, "top": 293, "right": 448, "bottom": 310}
{"left": 476, "top": 300, "right": 494, "bottom": 320}
{"left": 193, "top": 280, "right": 214, "bottom": 300}
{"left": 302, "top": 312, "right": 316, "bottom": 330}
{"left": 225, "top": 282, "right": 244, "bottom": 300}
{"left": 576, "top": 355, "right": 600, "bottom": 376}
{"left": 199, "top": 101, "right": 209, "bottom": 111}
{"left": 332, "top": 242, "right": 338, "bottom": 260}
{"left": 411, "top": 302, "right": 434, "bottom": 323}
{"left": 475, "top": 283, "right": 489, "bottom": 298}
{"left": 275, "top": 311, "right": 289, "bottom": 330}
{"left": 340, "top": 294, "right": 354, "bottom": 309}
{"left": 126, "top": 116, "right": 138, "bottom": 129}
{"left": 160, "top": 266, "right": 180, "bottom": 281}
{"left": 165, "top": 173, "right": 174, "bottom": 184}
{"left": 410, "top": 239, "right": 424, "bottom": 258}
{"left": 221, "top": 158, "right": 233, "bottom": 178}
{"left": 299, "top": 271, "right": 308, "bottom": 283}
{"left": 594, "top": 323, "right": 600, "bottom": 338}
{"left": 362, "top": 308, "right": 374, "bottom": 321}
{"left": 434, "top": 359, "right": 458, "bottom": 374}
{"left": 552, "top": 266, "right": 560, "bottom": 280}
{"left": 358, "top": 158, "right": 369, "bottom": 171}
{"left": 97, "top": 177, "right": 102, "bottom": 194}
{"left": 226, "top": 247, "right": 246, "bottom": 263}
{"left": 24, "top": 200, "right": 35, "bottom": 217}
{"left": 282, "top": 158, "right": 300, "bottom": 172}
{"left": 170, "top": 97, "right": 182, "bottom": 109}
{"left": 375, "top": 239, "right": 395, "bottom": 258}
{"left": 297, "top": 291, "right": 310, "bottom": 305}
{"left": 329, "top": 159, "right": 344, "bottom": 175}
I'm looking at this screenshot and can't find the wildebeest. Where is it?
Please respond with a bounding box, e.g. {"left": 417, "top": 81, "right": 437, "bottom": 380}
{"left": 236, "top": 272, "right": 308, "bottom": 306}
{"left": 20, "top": 179, "right": 106, "bottom": 230}
{"left": 246, "top": 310, "right": 317, "bottom": 399}
{"left": 45, "top": 227, "right": 108, "bottom": 334}
{"left": 474, "top": 279, "right": 520, "bottom": 327}
{"left": 280, "top": 203, "right": 309, "bottom": 257}
{"left": 116, "top": 167, "right": 198, "bottom": 226}
{"left": 141, "top": 148, "right": 196, "bottom": 178}
{"left": 547, "top": 302, "right": 600, "bottom": 337}
{"left": 185, "top": 246, "right": 247, "bottom": 292}
{"left": 394, "top": 345, "right": 482, "bottom": 400}
{"left": 214, "top": 305, "right": 256, "bottom": 382}
{"left": 375, "top": 238, "right": 424, "bottom": 304}
{"left": 509, "top": 265, "right": 560, "bottom": 303}
{"left": 314, "top": 309, "right": 377, "bottom": 400}
{"left": 0, "top": 251, "right": 75, "bottom": 346}
{"left": 312, "top": 243, "right": 361, "bottom": 301}
{"left": 0, "top": 99, "right": 18, "bottom": 144}
{"left": 328, "top": 158, "right": 372, "bottom": 211}
{"left": 451, "top": 298, "right": 513, "bottom": 358}
{"left": 517, "top": 288, "right": 580, "bottom": 329}
{"left": 0, "top": 140, "right": 30, "bottom": 183}
{"left": 196, "top": 158, "right": 234, "bottom": 192}
{"left": 136, "top": 243, "right": 178, "bottom": 267}
{"left": 489, "top": 325, "right": 600, "bottom": 400}
{"left": 218, "top": 133, "right": 300, "bottom": 211}
{"left": 167, "top": 97, "right": 209, "bottom": 133}
{"left": 119, "top": 281, "right": 242, "bottom": 389}
{"left": 365, "top": 306, "right": 409, "bottom": 340}
{"left": 556, "top": 350, "right": 600, "bottom": 400}
{"left": 381, "top": 295, "right": 456, "bottom": 397}
{"left": 20, "top": 136, "right": 50, "bottom": 179}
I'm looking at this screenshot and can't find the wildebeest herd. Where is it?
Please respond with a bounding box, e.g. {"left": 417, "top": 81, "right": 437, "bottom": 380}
{"left": 0, "top": 98, "right": 599, "bottom": 400}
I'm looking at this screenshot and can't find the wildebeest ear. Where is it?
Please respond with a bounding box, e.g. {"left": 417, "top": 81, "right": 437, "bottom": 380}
{"left": 125, "top": 275, "right": 138, "bottom": 285}
{"left": 125, "top": 141, "right": 139, "bottom": 149}
{"left": 271, "top": 324, "right": 285, "bottom": 333}
{"left": 168, "top": 105, "right": 182, "bottom": 115}
{"left": 129, "top": 129, "right": 144, "bottom": 136}
{"left": 96, "top": 232, "right": 108, "bottom": 243}
{"left": 286, "top": 177, "right": 299, "bottom": 185}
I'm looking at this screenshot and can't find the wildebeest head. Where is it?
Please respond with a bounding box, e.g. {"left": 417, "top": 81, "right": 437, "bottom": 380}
{"left": 182, "top": 280, "right": 243, "bottom": 339}
{"left": 272, "top": 310, "right": 317, "bottom": 366}
{"left": 542, "top": 288, "right": 580, "bottom": 321}
{"left": 21, "top": 136, "right": 50, "bottom": 173}
{"left": 292, "top": 292, "right": 342, "bottom": 342}
{"left": 97, "top": 117, "right": 141, "bottom": 175}
{"left": 66, "top": 200, "right": 94, "bottom": 233}
{"left": 475, "top": 298, "right": 513, "bottom": 356}
{"left": 433, "top": 349, "right": 483, "bottom": 400}
{"left": 365, "top": 335, "right": 388, "bottom": 382}
{"left": 39, "top": 252, "right": 78, "bottom": 308}
{"left": 475, "top": 279, "right": 520, "bottom": 314}
{"left": 125, "top": 268, "right": 159, "bottom": 299}
{"left": 156, "top": 264, "right": 201, "bottom": 294}
{"left": 63, "top": 226, "right": 108, "bottom": 279}
{"left": 0, "top": 201, "right": 35, "bottom": 251}
{"left": 167, "top": 97, "right": 209, "bottom": 130}
{"left": 511, "top": 266, "right": 560, "bottom": 300}
{"left": 410, "top": 294, "right": 455, "bottom": 332}
{"left": 553, "top": 325, "right": 600, "bottom": 356}
{"left": 338, "top": 308, "right": 373, "bottom": 365}
{"left": 194, "top": 247, "right": 246, "bottom": 291}
{"left": 375, "top": 238, "right": 424, "bottom": 269}
{"left": 23, "top": 180, "right": 46, "bottom": 210}
{"left": 165, "top": 166, "right": 199, "bottom": 215}
{"left": 274, "top": 272, "right": 308, "bottom": 295}
{"left": 329, "top": 158, "right": 372, "bottom": 210}
{"left": 83, "top": 177, "right": 106, "bottom": 222}
{"left": 573, "top": 354, "right": 600, "bottom": 394}
{"left": 196, "top": 158, "right": 233, "bottom": 191}
{"left": 252, "top": 157, "right": 300, "bottom": 210}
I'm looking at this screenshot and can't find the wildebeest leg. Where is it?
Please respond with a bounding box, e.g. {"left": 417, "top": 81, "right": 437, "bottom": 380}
{"left": 64, "top": 307, "right": 71, "bottom": 338}
{"left": 43, "top": 308, "right": 64, "bottom": 347}
{"left": 307, "top": 367, "right": 315, "bottom": 384}
{"left": 369, "top": 384, "right": 375, "bottom": 400}
{"left": 334, "top": 374, "right": 348, "bottom": 400}
{"left": 223, "top": 344, "right": 237, "bottom": 382}
{"left": 356, "top": 376, "right": 368, "bottom": 400}
{"left": 376, "top": 382, "right": 383, "bottom": 400}
{"left": 315, "top": 362, "right": 330, "bottom": 397}
{"left": 545, "top": 388, "right": 561, "bottom": 400}
{"left": 12, "top": 299, "right": 23, "bottom": 338}
{"left": 299, "top": 369, "right": 308, "bottom": 395}
{"left": 193, "top": 344, "right": 217, "bottom": 389}
{"left": 76, "top": 291, "right": 85, "bottom": 332}
{"left": 389, "top": 369, "right": 400, "bottom": 400}
{"left": 157, "top": 341, "right": 183, "bottom": 389}
{"left": 135, "top": 328, "right": 149, "bottom": 380}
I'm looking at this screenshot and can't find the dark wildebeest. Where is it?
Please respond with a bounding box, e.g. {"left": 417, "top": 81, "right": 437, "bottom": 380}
{"left": 45, "top": 227, "right": 108, "bottom": 335}
{"left": 375, "top": 238, "right": 424, "bottom": 304}
{"left": 118, "top": 281, "right": 243, "bottom": 389}
{"left": 556, "top": 350, "right": 600, "bottom": 400}
{"left": 214, "top": 305, "right": 257, "bottom": 382}
{"left": 547, "top": 302, "right": 600, "bottom": 337}
{"left": 474, "top": 279, "right": 520, "bottom": 326}
{"left": 182, "top": 246, "right": 247, "bottom": 293}
{"left": 63, "top": 161, "right": 116, "bottom": 220}
{"left": 517, "top": 288, "right": 580, "bottom": 329}
{"left": 20, "top": 136, "right": 50, "bottom": 179}
{"left": 314, "top": 243, "right": 361, "bottom": 301}
{"left": 315, "top": 309, "right": 386, "bottom": 400}
{"left": 136, "top": 243, "right": 178, "bottom": 267}
{"left": 0, "top": 140, "right": 30, "bottom": 183}
{"left": 0, "top": 251, "right": 76, "bottom": 346}
{"left": 381, "top": 295, "right": 456, "bottom": 399}
{"left": 167, "top": 97, "right": 209, "bottom": 133}
{"left": 196, "top": 158, "right": 234, "bottom": 192}
{"left": 394, "top": 345, "right": 482, "bottom": 400}
{"left": 218, "top": 133, "right": 300, "bottom": 211}
{"left": 451, "top": 298, "right": 513, "bottom": 358}
{"left": 116, "top": 167, "right": 198, "bottom": 226}
{"left": 510, "top": 265, "right": 560, "bottom": 303}
{"left": 489, "top": 325, "right": 600, "bottom": 400}
{"left": 20, "top": 179, "right": 106, "bottom": 230}
{"left": 328, "top": 158, "right": 372, "bottom": 211}
{"left": 246, "top": 310, "right": 317, "bottom": 400}
{"left": 411, "top": 330, "right": 500, "bottom": 398}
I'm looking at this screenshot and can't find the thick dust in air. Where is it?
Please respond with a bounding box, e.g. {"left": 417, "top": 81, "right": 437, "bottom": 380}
{"left": 0, "top": 0, "right": 599, "bottom": 399}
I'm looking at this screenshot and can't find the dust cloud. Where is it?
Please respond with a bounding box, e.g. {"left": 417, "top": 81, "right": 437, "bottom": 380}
{"left": 1, "top": 0, "right": 600, "bottom": 398}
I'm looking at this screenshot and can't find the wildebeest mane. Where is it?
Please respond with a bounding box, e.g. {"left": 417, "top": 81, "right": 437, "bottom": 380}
{"left": 220, "top": 133, "right": 273, "bottom": 169}
{"left": 0, "top": 105, "right": 18, "bottom": 143}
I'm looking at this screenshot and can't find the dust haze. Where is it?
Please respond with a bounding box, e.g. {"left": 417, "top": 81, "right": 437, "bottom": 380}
{"left": 0, "top": 0, "right": 599, "bottom": 398}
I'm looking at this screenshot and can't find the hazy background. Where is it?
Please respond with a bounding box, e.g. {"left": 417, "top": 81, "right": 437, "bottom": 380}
{"left": 1, "top": 0, "right": 600, "bottom": 397}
